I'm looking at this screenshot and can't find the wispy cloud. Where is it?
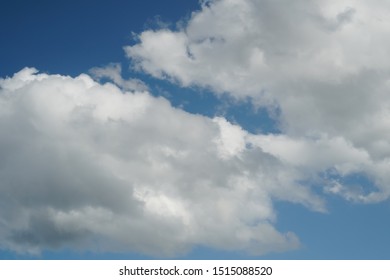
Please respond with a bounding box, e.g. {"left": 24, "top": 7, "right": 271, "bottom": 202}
{"left": 89, "top": 63, "right": 148, "bottom": 92}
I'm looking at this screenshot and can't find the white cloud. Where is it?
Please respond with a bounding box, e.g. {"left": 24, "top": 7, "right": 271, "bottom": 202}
{"left": 0, "top": 68, "right": 327, "bottom": 256}
{"left": 3, "top": 0, "right": 390, "bottom": 257}
{"left": 126, "top": 0, "right": 390, "bottom": 203}
{"left": 212, "top": 117, "right": 247, "bottom": 159}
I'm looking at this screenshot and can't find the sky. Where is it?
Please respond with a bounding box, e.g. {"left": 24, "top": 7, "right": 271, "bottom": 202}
{"left": 1, "top": 0, "right": 390, "bottom": 260}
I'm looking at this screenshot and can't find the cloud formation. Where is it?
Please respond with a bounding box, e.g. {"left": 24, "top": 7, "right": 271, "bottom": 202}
{"left": 0, "top": 68, "right": 326, "bottom": 256}
{"left": 3, "top": 0, "right": 390, "bottom": 257}
{"left": 126, "top": 0, "right": 390, "bottom": 203}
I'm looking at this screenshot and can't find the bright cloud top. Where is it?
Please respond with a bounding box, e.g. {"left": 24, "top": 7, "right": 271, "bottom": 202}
{"left": 0, "top": 68, "right": 328, "bottom": 256}
{"left": 126, "top": 0, "right": 390, "bottom": 203}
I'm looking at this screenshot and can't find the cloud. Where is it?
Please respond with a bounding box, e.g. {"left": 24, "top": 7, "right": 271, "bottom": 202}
{"left": 0, "top": 68, "right": 328, "bottom": 256}
{"left": 3, "top": 0, "right": 390, "bottom": 257}
{"left": 126, "top": 0, "right": 390, "bottom": 203}
{"left": 89, "top": 63, "right": 147, "bottom": 92}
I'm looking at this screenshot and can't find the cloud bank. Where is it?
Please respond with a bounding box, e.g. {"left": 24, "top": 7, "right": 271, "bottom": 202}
{"left": 0, "top": 68, "right": 326, "bottom": 256}
{"left": 126, "top": 0, "right": 390, "bottom": 203}
{"left": 2, "top": 0, "right": 390, "bottom": 257}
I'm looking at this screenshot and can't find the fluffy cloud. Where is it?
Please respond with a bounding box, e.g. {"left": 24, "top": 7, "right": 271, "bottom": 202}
{"left": 126, "top": 0, "right": 390, "bottom": 203}
{"left": 3, "top": 0, "right": 390, "bottom": 257}
{"left": 0, "top": 68, "right": 327, "bottom": 256}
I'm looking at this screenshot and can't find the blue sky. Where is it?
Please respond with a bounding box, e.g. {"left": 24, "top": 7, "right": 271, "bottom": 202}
{"left": 1, "top": 0, "right": 390, "bottom": 260}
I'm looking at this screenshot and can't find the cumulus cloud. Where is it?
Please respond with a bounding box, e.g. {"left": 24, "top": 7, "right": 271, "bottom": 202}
{"left": 126, "top": 0, "right": 390, "bottom": 203}
{"left": 0, "top": 68, "right": 328, "bottom": 256}
{"left": 3, "top": 0, "right": 390, "bottom": 257}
